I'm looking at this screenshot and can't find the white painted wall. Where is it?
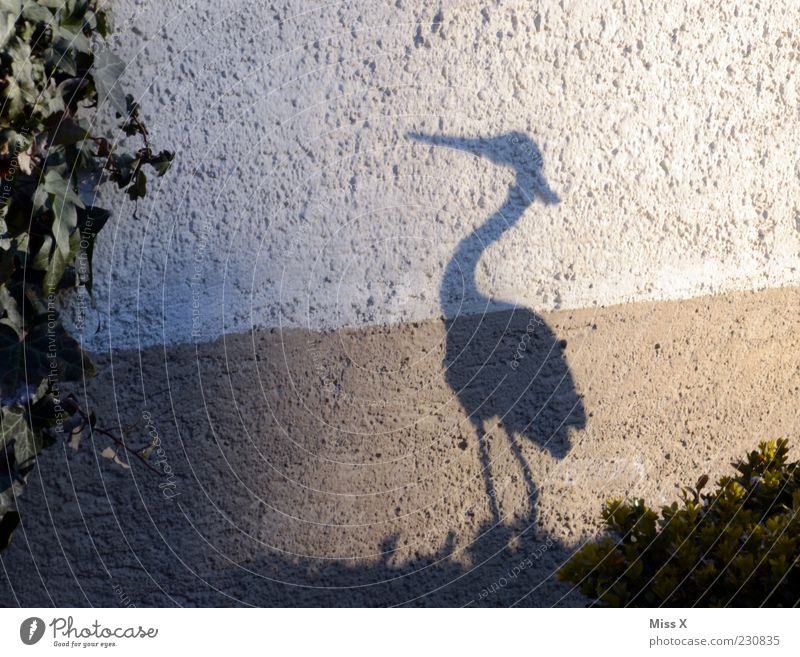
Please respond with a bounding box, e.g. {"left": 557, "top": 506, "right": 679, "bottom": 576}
{"left": 71, "top": 0, "right": 800, "bottom": 350}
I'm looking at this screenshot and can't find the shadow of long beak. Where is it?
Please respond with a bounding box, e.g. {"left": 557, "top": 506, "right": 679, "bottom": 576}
{"left": 407, "top": 132, "right": 487, "bottom": 154}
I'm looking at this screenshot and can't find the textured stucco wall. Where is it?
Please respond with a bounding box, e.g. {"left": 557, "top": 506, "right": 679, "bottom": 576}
{"left": 73, "top": 0, "right": 800, "bottom": 350}
{"left": 4, "top": 287, "right": 800, "bottom": 606}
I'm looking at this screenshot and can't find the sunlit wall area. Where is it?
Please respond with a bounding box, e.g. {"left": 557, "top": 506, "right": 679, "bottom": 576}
{"left": 78, "top": 0, "right": 800, "bottom": 349}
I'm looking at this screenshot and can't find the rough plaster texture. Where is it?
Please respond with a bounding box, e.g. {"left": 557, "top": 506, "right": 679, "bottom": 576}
{"left": 2, "top": 287, "right": 798, "bottom": 606}
{"left": 65, "top": 0, "right": 800, "bottom": 351}
{"left": 9, "top": 1, "right": 798, "bottom": 609}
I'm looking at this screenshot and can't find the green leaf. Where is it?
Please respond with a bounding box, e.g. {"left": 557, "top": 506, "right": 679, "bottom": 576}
{"left": 1, "top": 406, "right": 39, "bottom": 470}
{"left": 1, "top": 75, "right": 26, "bottom": 119}
{"left": 77, "top": 205, "right": 110, "bottom": 296}
{"left": 0, "top": 406, "right": 31, "bottom": 452}
{"left": 0, "top": 0, "right": 22, "bottom": 15}
{"left": 0, "top": 248, "right": 15, "bottom": 284}
{"left": 21, "top": 0, "right": 55, "bottom": 24}
{"left": 0, "top": 284, "right": 22, "bottom": 328}
{"left": 95, "top": 6, "right": 113, "bottom": 38}
{"left": 0, "top": 9, "right": 17, "bottom": 50}
{"left": 51, "top": 196, "right": 77, "bottom": 257}
{"left": 44, "top": 169, "right": 83, "bottom": 257}
{"left": 129, "top": 168, "right": 146, "bottom": 199}
{"left": 92, "top": 48, "right": 127, "bottom": 114}
{"left": 0, "top": 314, "right": 94, "bottom": 400}
{"left": 44, "top": 36, "right": 78, "bottom": 77}
{"left": 27, "top": 315, "right": 95, "bottom": 383}
{"left": 49, "top": 118, "right": 90, "bottom": 146}
{"left": 31, "top": 235, "right": 53, "bottom": 271}
{"left": 57, "top": 25, "right": 90, "bottom": 54}
{"left": 78, "top": 205, "right": 111, "bottom": 232}
{"left": 42, "top": 229, "right": 79, "bottom": 294}
{"left": 43, "top": 169, "right": 83, "bottom": 206}
{"left": 150, "top": 150, "right": 175, "bottom": 176}
{"left": 0, "top": 323, "right": 31, "bottom": 399}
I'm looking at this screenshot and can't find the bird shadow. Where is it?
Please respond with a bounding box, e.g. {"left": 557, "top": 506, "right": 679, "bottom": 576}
{"left": 409, "top": 131, "right": 586, "bottom": 524}
{"left": 210, "top": 132, "right": 590, "bottom": 606}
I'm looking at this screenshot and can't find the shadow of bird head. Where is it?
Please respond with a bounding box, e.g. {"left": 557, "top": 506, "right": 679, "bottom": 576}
{"left": 407, "top": 131, "right": 559, "bottom": 205}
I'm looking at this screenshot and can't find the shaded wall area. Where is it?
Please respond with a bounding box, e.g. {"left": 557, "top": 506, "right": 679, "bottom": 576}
{"left": 2, "top": 287, "right": 799, "bottom": 606}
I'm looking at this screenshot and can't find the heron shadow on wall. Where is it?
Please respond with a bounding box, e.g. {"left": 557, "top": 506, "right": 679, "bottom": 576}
{"left": 408, "top": 131, "right": 586, "bottom": 524}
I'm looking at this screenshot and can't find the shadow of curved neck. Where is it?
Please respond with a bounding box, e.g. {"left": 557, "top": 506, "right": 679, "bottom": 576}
{"left": 440, "top": 183, "right": 533, "bottom": 319}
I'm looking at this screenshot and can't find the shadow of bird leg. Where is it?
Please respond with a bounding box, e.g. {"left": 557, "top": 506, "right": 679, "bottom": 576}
{"left": 506, "top": 430, "right": 538, "bottom": 519}
{"left": 474, "top": 418, "right": 501, "bottom": 524}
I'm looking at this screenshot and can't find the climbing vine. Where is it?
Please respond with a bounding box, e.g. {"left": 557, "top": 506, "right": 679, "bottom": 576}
{"left": 0, "top": 0, "right": 173, "bottom": 548}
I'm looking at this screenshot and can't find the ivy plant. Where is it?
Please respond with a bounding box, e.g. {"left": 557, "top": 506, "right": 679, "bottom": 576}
{"left": 558, "top": 439, "right": 800, "bottom": 606}
{"left": 0, "top": 0, "right": 173, "bottom": 549}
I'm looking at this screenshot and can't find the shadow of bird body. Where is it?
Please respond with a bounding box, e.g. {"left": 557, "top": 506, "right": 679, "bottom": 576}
{"left": 409, "top": 131, "right": 586, "bottom": 523}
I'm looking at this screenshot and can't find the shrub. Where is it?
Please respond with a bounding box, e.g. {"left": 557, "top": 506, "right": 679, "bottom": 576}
{"left": 0, "top": 0, "right": 172, "bottom": 549}
{"left": 558, "top": 439, "right": 800, "bottom": 606}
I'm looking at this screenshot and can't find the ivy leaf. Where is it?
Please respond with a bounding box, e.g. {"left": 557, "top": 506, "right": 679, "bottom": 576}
{"left": 44, "top": 169, "right": 83, "bottom": 257}
{"left": 92, "top": 48, "right": 127, "bottom": 115}
{"left": 51, "top": 195, "right": 76, "bottom": 257}
{"left": 57, "top": 77, "right": 88, "bottom": 111}
{"left": 0, "top": 0, "right": 22, "bottom": 13}
{"left": 30, "top": 234, "right": 53, "bottom": 271}
{"left": 0, "top": 315, "right": 94, "bottom": 401}
{"left": 76, "top": 205, "right": 110, "bottom": 296}
{"left": 36, "top": 87, "right": 66, "bottom": 122}
{"left": 110, "top": 153, "right": 136, "bottom": 187}
{"left": 0, "top": 10, "right": 17, "bottom": 50}
{"left": 20, "top": 0, "right": 55, "bottom": 25}
{"left": 44, "top": 37, "right": 78, "bottom": 77}
{"left": 57, "top": 25, "right": 90, "bottom": 55}
{"left": 95, "top": 8, "right": 113, "bottom": 39}
{"left": 1, "top": 406, "right": 39, "bottom": 470}
{"left": 127, "top": 168, "right": 146, "bottom": 200}
{"left": 27, "top": 316, "right": 95, "bottom": 383}
{"left": 0, "top": 407, "right": 31, "bottom": 453}
{"left": 43, "top": 229, "right": 79, "bottom": 294}
{"left": 0, "top": 323, "right": 32, "bottom": 400}
{"left": 0, "top": 284, "right": 22, "bottom": 328}
{"left": 149, "top": 150, "right": 174, "bottom": 177}
{"left": 1, "top": 198, "right": 31, "bottom": 238}
{"left": 43, "top": 169, "right": 83, "bottom": 206}
{"left": 2, "top": 76, "right": 26, "bottom": 119}
{"left": 49, "top": 118, "right": 90, "bottom": 146}
{"left": 100, "top": 446, "right": 130, "bottom": 469}
{"left": 0, "top": 248, "right": 15, "bottom": 283}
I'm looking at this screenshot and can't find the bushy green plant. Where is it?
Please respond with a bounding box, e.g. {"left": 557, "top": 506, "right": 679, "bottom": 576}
{"left": 558, "top": 439, "right": 800, "bottom": 606}
{"left": 0, "top": 0, "right": 172, "bottom": 549}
